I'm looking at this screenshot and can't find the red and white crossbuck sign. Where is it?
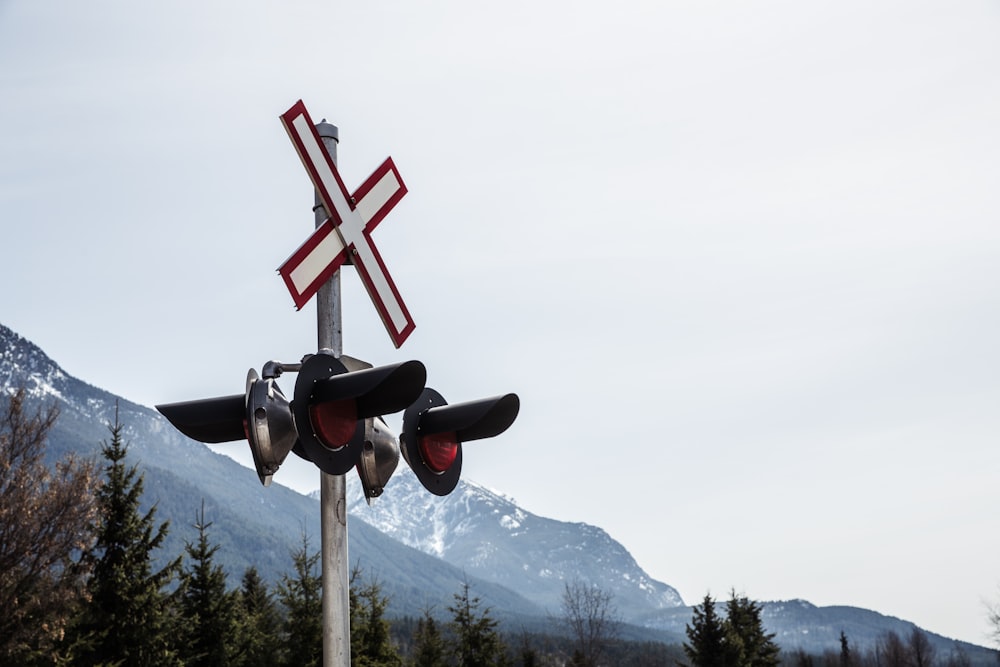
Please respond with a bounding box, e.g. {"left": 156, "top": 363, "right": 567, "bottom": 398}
{"left": 278, "top": 100, "right": 415, "bottom": 348}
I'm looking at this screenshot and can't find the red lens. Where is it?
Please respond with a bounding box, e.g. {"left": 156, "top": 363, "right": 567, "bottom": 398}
{"left": 418, "top": 432, "right": 458, "bottom": 473}
{"left": 309, "top": 399, "right": 357, "bottom": 449}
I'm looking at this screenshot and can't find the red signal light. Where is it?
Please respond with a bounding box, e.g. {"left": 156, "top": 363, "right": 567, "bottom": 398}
{"left": 402, "top": 389, "right": 517, "bottom": 496}
{"left": 309, "top": 399, "right": 357, "bottom": 449}
{"left": 418, "top": 431, "right": 458, "bottom": 473}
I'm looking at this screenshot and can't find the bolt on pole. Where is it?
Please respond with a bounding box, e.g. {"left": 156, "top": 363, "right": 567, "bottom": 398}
{"left": 314, "top": 118, "right": 351, "bottom": 667}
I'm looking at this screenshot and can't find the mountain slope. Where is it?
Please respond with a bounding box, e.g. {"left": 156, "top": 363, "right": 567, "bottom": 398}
{"left": 348, "top": 468, "right": 683, "bottom": 620}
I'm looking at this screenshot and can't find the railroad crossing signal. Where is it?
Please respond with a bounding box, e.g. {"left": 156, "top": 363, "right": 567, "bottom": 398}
{"left": 158, "top": 102, "right": 519, "bottom": 495}
{"left": 278, "top": 100, "right": 415, "bottom": 348}
{"left": 156, "top": 100, "right": 522, "bottom": 667}
{"left": 156, "top": 356, "right": 519, "bottom": 495}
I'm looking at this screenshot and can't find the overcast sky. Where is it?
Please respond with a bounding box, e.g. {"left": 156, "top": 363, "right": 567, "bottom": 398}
{"left": 3, "top": 0, "right": 999, "bottom": 647}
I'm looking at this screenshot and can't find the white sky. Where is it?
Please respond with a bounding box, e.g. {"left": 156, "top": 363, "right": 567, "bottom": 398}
{"left": 2, "top": 0, "right": 999, "bottom": 647}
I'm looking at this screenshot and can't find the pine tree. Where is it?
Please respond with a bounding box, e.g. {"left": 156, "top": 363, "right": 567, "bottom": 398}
{"left": 234, "top": 566, "right": 282, "bottom": 667}
{"left": 351, "top": 573, "right": 402, "bottom": 667}
{"left": 277, "top": 532, "right": 322, "bottom": 667}
{"left": 684, "top": 594, "right": 736, "bottom": 667}
{"left": 447, "top": 579, "right": 508, "bottom": 667}
{"left": 685, "top": 592, "right": 779, "bottom": 667}
{"left": 723, "top": 592, "right": 779, "bottom": 667}
{"left": 177, "top": 501, "right": 237, "bottom": 667}
{"left": 839, "top": 631, "right": 852, "bottom": 667}
{"left": 72, "top": 413, "right": 182, "bottom": 666}
{"left": 410, "top": 610, "right": 447, "bottom": 667}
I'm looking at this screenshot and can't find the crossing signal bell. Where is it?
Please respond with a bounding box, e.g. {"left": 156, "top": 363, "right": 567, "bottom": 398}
{"left": 401, "top": 388, "right": 520, "bottom": 496}
{"left": 355, "top": 417, "right": 401, "bottom": 503}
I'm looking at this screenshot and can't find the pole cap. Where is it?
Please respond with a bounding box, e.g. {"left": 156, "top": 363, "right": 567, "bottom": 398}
{"left": 316, "top": 119, "right": 339, "bottom": 142}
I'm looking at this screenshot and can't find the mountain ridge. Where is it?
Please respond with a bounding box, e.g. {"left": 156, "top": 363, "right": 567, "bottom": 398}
{"left": 1, "top": 322, "right": 997, "bottom": 663}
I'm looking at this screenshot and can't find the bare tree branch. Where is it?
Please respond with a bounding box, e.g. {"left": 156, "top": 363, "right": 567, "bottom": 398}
{"left": 0, "top": 388, "right": 99, "bottom": 661}
{"left": 560, "top": 578, "right": 620, "bottom": 667}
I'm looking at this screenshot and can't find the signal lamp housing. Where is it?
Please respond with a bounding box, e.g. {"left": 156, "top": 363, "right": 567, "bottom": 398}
{"left": 292, "top": 352, "right": 426, "bottom": 476}
{"left": 401, "top": 388, "right": 519, "bottom": 496}
{"left": 156, "top": 369, "right": 297, "bottom": 487}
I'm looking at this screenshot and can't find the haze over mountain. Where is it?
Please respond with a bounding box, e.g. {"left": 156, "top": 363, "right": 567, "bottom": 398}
{"left": 1, "top": 322, "right": 996, "bottom": 662}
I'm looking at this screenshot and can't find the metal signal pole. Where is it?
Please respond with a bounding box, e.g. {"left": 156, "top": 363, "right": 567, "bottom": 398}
{"left": 314, "top": 119, "right": 350, "bottom": 667}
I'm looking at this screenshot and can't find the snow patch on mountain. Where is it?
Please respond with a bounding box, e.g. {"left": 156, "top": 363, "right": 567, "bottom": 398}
{"left": 346, "top": 465, "right": 684, "bottom": 619}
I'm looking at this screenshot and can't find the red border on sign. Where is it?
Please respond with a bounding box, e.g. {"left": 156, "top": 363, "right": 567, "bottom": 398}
{"left": 280, "top": 100, "right": 352, "bottom": 227}
{"left": 352, "top": 238, "right": 416, "bottom": 348}
{"left": 352, "top": 157, "right": 409, "bottom": 233}
{"left": 277, "top": 219, "right": 350, "bottom": 310}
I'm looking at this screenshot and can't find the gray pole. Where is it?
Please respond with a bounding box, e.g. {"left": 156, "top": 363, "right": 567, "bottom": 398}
{"left": 314, "top": 119, "right": 350, "bottom": 667}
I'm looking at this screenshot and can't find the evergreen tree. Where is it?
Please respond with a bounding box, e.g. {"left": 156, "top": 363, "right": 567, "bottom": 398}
{"left": 447, "top": 579, "right": 508, "bottom": 667}
{"left": 177, "top": 501, "right": 237, "bottom": 667}
{"left": 723, "top": 592, "right": 779, "bottom": 667}
{"left": 685, "top": 592, "right": 778, "bottom": 667}
{"left": 72, "top": 413, "right": 182, "bottom": 667}
{"left": 277, "top": 532, "right": 322, "bottom": 667}
{"left": 234, "top": 566, "right": 282, "bottom": 667}
{"left": 351, "top": 573, "right": 402, "bottom": 667}
{"left": 683, "top": 594, "right": 736, "bottom": 667}
{"left": 410, "top": 609, "right": 447, "bottom": 667}
{"left": 839, "top": 631, "right": 852, "bottom": 667}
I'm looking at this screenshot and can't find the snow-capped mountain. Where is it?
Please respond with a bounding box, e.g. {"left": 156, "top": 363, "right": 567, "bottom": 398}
{"left": 3, "top": 322, "right": 997, "bottom": 661}
{"left": 347, "top": 467, "right": 683, "bottom": 619}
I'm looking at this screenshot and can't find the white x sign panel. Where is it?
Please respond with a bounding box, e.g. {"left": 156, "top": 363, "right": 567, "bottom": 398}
{"left": 278, "top": 100, "right": 415, "bottom": 348}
